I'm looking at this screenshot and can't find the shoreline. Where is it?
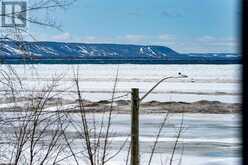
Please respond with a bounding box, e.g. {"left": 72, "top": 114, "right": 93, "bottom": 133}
{"left": 85, "top": 99, "right": 241, "bottom": 114}
{"left": 0, "top": 97, "right": 241, "bottom": 114}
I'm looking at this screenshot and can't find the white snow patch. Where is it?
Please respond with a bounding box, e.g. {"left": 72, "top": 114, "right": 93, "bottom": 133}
{"left": 225, "top": 54, "right": 238, "bottom": 58}
{"left": 147, "top": 46, "right": 157, "bottom": 56}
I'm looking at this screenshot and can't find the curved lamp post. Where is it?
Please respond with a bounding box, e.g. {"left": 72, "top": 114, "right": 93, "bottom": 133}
{"left": 130, "top": 72, "right": 188, "bottom": 165}
{"left": 140, "top": 72, "right": 188, "bottom": 102}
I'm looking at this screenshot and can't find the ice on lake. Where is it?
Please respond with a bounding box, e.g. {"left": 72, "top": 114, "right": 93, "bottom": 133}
{"left": 0, "top": 64, "right": 242, "bottom": 164}
{"left": 0, "top": 64, "right": 241, "bottom": 103}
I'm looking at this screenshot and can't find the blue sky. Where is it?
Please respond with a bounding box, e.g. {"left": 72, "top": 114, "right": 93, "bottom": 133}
{"left": 30, "top": 0, "right": 240, "bottom": 53}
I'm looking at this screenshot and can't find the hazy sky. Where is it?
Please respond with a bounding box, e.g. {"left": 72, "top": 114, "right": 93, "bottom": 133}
{"left": 30, "top": 0, "right": 240, "bottom": 53}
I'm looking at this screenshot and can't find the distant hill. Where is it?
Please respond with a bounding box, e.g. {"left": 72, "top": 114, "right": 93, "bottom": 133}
{"left": 0, "top": 41, "right": 241, "bottom": 64}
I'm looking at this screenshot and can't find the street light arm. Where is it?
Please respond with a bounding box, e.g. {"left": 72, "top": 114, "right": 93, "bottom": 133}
{"left": 139, "top": 73, "right": 188, "bottom": 102}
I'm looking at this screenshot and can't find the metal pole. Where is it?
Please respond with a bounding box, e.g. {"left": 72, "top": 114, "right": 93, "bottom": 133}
{"left": 131, "top": 88, "right": 139, "bottom": 165}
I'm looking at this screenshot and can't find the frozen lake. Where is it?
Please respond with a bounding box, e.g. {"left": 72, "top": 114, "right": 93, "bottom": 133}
{"left": 0, "top": 64, "right": 241, "bottom": 103}
{"left": 101, "top": 113, "right": 241, "bottom": 165}
{"left": 0, "top": 64, "right": 242, "bottom": 165}
{"left": 0, "top": 112, "right": 241, "bottom": 165}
